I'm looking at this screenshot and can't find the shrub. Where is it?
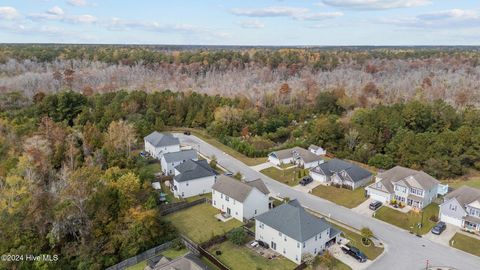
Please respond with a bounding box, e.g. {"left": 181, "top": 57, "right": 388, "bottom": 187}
{"left": 227, "top": 228, "right": 247, "bottom": 246}
{"left": 170, "top": 238, "right": 184, "bottom": 251}
{"left": 429, "top": 215, "right": 439, "bottom": 222}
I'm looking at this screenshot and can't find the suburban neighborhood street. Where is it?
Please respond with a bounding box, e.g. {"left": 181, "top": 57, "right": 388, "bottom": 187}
{"left": 176, "top": 133, "right": 480, "bottom": 270}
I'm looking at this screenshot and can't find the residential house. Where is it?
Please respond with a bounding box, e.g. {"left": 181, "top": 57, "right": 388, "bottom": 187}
{"left": 144, "top": 131, "right": 180, "bottom": 159}
{"left": 439, "top": 186, "right": 480, "bottom": 232}
{"left": 212, "top": 175, "right": 270, "bottom": 222}
{"left": 309, "top": 159, "right": 372, "bottom": 190}
{"left": 365, "top": 166, "right": 440, "bottom": 209}
{"left": 255, "top": 200, "right": 341, "bottom": 265}
{"left": 160, "top": 149, "right": 197, "bottom": 175}
{"left": 308, "top": 144, "right": 326, "bottom": 156}
{"left": 146, "top": 253, "right": 210, "bottom": 270}
{"left": 268, "top": 147, "right": 324, "bottom": 169}
{"left": 172, "top": 159, "right": 217, "bottom": 199}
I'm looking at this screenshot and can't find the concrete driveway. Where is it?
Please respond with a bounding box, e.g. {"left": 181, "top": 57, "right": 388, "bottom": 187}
{"left": 175, "top": 133, "right": 480, "bottom": 270}
{"left": 292, "top": 181, "right": 322, "bottom": 193}
{"left": 329, "top": 243, "right": 373, "bottom": 270}
{"left": 352, "top": 198, "right": 374, "bottom": 217}
{"left": 424, "top": 225, "right": 459, "bottom": 246}
{"left": 250, "top": 162, "right": 274, "bottom": 172}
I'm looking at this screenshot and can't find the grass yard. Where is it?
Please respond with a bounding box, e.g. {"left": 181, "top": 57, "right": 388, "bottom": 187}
{"left": 208, "top": 240, "right": 296, "bottom": 270}
{"left": 311, "top": 185, "right": 368, "bottom": 208}
{"left": 450, "top": 233, "right": 480, "bottom": 257}
{"left": 261, "top": 167, "right": 309, "bottom": 186}
{"left": 374, "top": 203, "right": 439, "bottom": 235}
{"left": 166, "top": 127, "right": 266, "bottom": 166}
{"left": 335, "top": 225, "right": 384, "bottom": 260}
{"left": 164, "top": 203, "right": 242, "bottom": 244}
{"left": 443, "top": 178, "right": 480, "bottom": 190}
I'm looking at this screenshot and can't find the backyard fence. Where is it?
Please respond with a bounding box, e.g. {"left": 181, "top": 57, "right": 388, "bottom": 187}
{"left": 293, "top": 262, "right": 307, "bottom": 270}
{"left": 160, "top": 197, "right": 207, "bottom": 216}
{"left": 104, "top": 241, "right": 172, "bottom": 270}
{"left": 181, "top": 234, "right": 231, "bottom": 270}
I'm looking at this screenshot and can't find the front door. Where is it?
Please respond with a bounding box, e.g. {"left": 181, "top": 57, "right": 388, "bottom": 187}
{"left": 227, "top": 208, "right": 231, "bottom": 215}
{"left": 271, "top": 241, "right": 277, "bottom": 250}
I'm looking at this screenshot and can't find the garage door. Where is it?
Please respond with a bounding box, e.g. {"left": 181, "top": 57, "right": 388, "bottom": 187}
{"left": 369, "top": 193, "right": 389, "bottom": 204}
{"left": 440, "top": 214, "right": 463, "bottom": 227}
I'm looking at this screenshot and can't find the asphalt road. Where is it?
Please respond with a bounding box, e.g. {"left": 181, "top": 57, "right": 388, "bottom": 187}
{"left": 176, "top": 133, "right": 480, "bottom": 270}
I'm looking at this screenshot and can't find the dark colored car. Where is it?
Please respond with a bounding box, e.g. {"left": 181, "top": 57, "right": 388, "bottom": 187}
{"left": 257, "top": 240, "right": 269, "bottom": 249}
{"left": 431, "top": 221, "right": 446, "bottom": 235}
{"left": 341, "top": 244, "right": 367, "bottom": 263}
{"left": 183, "top": 131, "right": 191, "bottom": 135}
{"left": 369, "top": 201, "right": 382, "bottom": 211}
{"left": 299, "top": 176, "right": 313, "bottom": 186}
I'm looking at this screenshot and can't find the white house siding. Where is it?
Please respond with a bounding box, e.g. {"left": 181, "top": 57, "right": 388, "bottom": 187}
{"left": 303, "top": 160, "right": 322, "bottom": 169}
{"left": 421, "top": 186, "right": 438, "bottom": 208}
{"left": 173, "top": 175, "right": 215, "bottom": 198}
{"left": 242, "top": 189, "right": 269, "bottom": 220}
{"left": 302, "top": 229, "right": 331, "bottom": 257}
{"left": 310, "top": 171, "right": 328, "bottom": 184}
{"left": 212, "top": 190, "right": 245, "bottom": 222}
{"left": 255, "top": 222, "right": 303, "bottom": 264}
{"left": 145, "top": 141, "right": 180, "bottom": 160}
{"left": 439, "top": 198, "right": 466, "bottom": 227}
{"left": 366, "top": 187, "right": 391, "bottom": 203}
{"left": 161, "top": 157, "right": 198, "bottom": 175}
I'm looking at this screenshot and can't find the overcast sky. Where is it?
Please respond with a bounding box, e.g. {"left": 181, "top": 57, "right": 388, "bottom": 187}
{"left": 0, "top": 0, "right": 479, "bottom": 45}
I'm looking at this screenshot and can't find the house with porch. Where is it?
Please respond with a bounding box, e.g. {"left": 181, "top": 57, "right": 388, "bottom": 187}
{"left": 211, "top": 175, "right": 270, "bottom": 222}
{"left": 144, "top": 131, "right": 180, "bottom": 159}
{"left": 172, "top": 159, "right": 217, "bottom": 199}
{"left": 160, "top": 149, "right": 197, "bottom": 175}
{"left": 365, "top": 166, "right": 441, "bottom": 209}
{"left": 255, "top": 200, "right": 341, "bottom": 265}
{"left": 268, "top": 147, "right": 324, "bottom": 169}
{"left": 309, "top": 159, "right": 372, "bottom": 190}
{"left": 439, "top": 186, "right": 480, "bottom": 233}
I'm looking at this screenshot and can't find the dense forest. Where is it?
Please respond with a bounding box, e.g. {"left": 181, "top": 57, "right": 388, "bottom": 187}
{"left": 1, "top": 45, "right": 480, "bottom": 108}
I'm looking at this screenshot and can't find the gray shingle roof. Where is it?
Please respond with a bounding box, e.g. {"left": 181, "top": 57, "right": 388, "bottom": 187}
{"left": 270, "top": 146, "right": 323, "bottom": 163}
{"left": 163, "top": 149, "right": 197, "bottom": 163}
{"left": 444, "top": 186, "right": 480, "bottom": 210}
{"left": 255, "top": 200, "right": 334, "bottom": 242}
{"left": 212, "top": 175, "right": 269, "bottom": 202}
{"left": 173, "top": 159, "right": 217, "bottom": 182}
{"left": 377, "top": 166, "right": 439, "bottom": 190}
{"left": 311, "top": 159, "right": 372, "bottom": 183}
{"left": 144, "top": 131, "right": 179, "bottom": 147}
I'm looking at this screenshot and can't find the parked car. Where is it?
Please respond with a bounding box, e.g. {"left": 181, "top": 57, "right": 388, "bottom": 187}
{"left": 224, "top": 172, "right": 233, "bottom": 176}
{"left": 341, "top": 244, "right": 367, "bottom": 263}
{"left": 369, "top": 200, "right": 382, "bottom": 211}
{"left": 431, "top": 221, "right": 446, "bottom": 235}
{"left": 183, "top": 131, "right": 191, "bottom": 135}
{"left": 299, "top": 176, "right": 313, "bottom": 186}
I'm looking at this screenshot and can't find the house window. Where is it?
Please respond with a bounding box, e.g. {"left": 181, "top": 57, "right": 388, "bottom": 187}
{"left": 303, "top": 242, "right": 306, "bottom": 248}
{"left": 213, "top": 200, "right": 216, "bottom": 206}
{"left": 449, "top": 204, "right": 457, "bottom": 211}
{"left": 283, "top": 248, "right": 286, "bottom": 254}
{"left": 235, "top": 212, "right": 238, "bottom": 215}
{"left": 259, "top": 223, "right": 264, "bottom": 229}
{"left": 314, "top": 248, "right": 317, "bottom": 254}
{"left": 295, "top": 255, "right": 298, "bottom": 261}
{"left": 255, "top": 209, "right": 257, "bottom": 214}
{"left": 279, "top": 232, "right": 282, "bottom": 237}
{"left": 225, "top": 196, "right": 230, "bottom": 202}
{"left": 284, "top": 237, "right": 287, "bottom": 242}
{"left": 297, "top": 243, "right": 300, "bottom": 248}
{"left": 315, "top": 235, "right": 317, "bottom": 241}
{"left": 186, "top": 182, "right": 189, "bottom": 186}
{"left": 221, "top": 194, "right": 223, "bottom": 199}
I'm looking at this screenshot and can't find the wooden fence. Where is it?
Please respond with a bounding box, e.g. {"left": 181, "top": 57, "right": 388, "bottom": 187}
{"left": 104, "top": 241, "right": 172, "bottom": 270}
{"left": 160, "top": 197, "right": 207, "bottom": 216}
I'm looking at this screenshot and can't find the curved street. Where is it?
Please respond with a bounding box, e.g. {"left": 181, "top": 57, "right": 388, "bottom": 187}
{"left": 175, "top": 133, "right": 480, "bottom": 270}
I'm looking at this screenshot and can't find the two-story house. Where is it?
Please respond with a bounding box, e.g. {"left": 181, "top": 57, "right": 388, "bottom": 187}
{"left": 172, "top": 159, "right": 217, "bottom": 199}
{"left": 309, "top": 159, "right": 372, "bottom": 190}
{"left": 439, "top": 186, "right": 480, "bottom": 232}
{"left": 255, "top": 200, "right": 341, "bottom": 265}
{"left": 365, "top": 166, "right": 440, "bottom": 209}
{"left": 144, "top": 131, "right": 180, "bottom": 159}
{"left": 268, "top": 147, "right": 324, "bottom": 169}
{"left": 211, "top": 175, "right": 270, "bottom": 222}
{"left": 160, "top": 149, "right": 197, "bottom": 175}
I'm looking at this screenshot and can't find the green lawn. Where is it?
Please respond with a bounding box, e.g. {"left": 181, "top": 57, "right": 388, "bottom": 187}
{"left": 374, "top": 203, "right": 439, "bottom": 235}
{"left": 166, "top": 127, "right": 266, "bottom": 166}
{"left": 164, "top": 203, "right": 242, "bottom": 244}
{"left": 450, "top": 233, "right": 480, "bottom": 257}
{"left": 443, "top": 178, "right": 480, "bottom": 190}
{"left": 160, "top": 180, "right": 181, "bottom": 203}
{"left": 208, "top": 240, "right": 296, "bottom": 270}
{"left": 261, "top": 167, "right": 309, "bottom": 186}
{"left": 311, "top": 185, "right": 368, "bottom": 208}
{"left": 335, "top": 225, "right": 384, "bottom": 260}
